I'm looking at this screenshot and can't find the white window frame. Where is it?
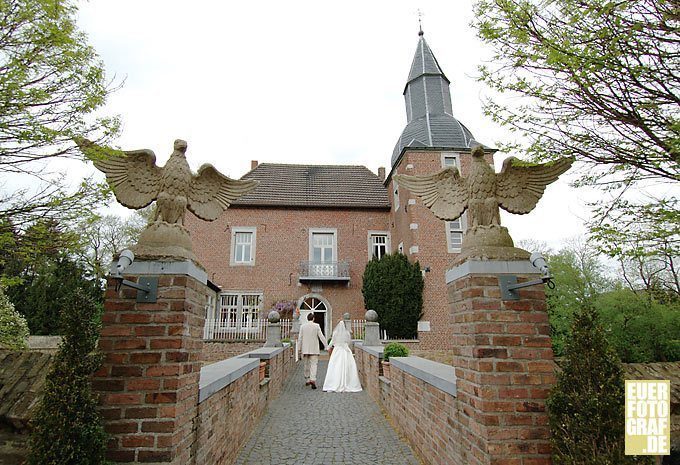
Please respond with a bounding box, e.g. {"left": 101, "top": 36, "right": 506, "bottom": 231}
{"left": 446, "top": 214, "right": 467, "bottom": 253}
{"left": 441, "top": 152, "right": 462, "bottom": 171}
{"left": 367, "top": 231, "right": 391, "bottom": 260}
{"left": 309, "top": 228, "right": 337, "bottom": 263}
{"left": 397, "top": 241, "right": 404, "bottom": 254}
{"left": 393, "top": 181, "right": 400, "bottom": 211}
{"left": 230, "top": 227, "right": 256, "bottom": 266}
{"left": 218, "top": 292, "right": 263, "bottom": 330}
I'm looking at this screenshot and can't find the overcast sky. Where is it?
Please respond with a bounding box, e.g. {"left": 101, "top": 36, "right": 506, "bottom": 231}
{"left": 75, "top": 0, "right": 593, "bottom": 250}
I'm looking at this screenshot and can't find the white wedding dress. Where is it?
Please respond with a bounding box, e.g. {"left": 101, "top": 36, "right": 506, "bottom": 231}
{"left": 323, "top": 321, "right": 363, "bottom": 393}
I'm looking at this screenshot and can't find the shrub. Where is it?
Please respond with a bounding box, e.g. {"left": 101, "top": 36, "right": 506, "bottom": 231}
{"left": 383, "top": 342, "right": 409, "bottom": 361}
{"left": 362, "top": 253, "right": 423, "bottom": 339}
{"left": 0, "top": 286, "right": 29, "bottom": 349}
{"left": 29, "top": 289, "right": 109, "bottom": 465}
{"left": 547, "top": 306, "right": 651, "bottom": 465}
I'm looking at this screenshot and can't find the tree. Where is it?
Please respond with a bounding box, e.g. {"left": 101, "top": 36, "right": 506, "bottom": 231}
{"left": 76, "top": 209, "right": 151, "bottom": 283}
{"left": 474, "top": 0, "right": 678, "bottom": 186}
{"left": 28, "top": 289, "right": 109, "bottom": 465}
{"left": 361, "top": 253, "right": 424, "bottom": 339}
{"left": 547, "top": 306, "right": 651, "bottom": 464}
{"left": 0, "top": 286, "right": 29, "bottom": 349}
{"left": 0, "top": 218, "right": 103, "bottom": 334}
{"left": 0, "top": 0, "right": 119, "bottom": 225}
{"left": 545, "top": 238, "right": 610, "bottom": 355}
{"left": 596, "top": 288, "right": 680, "bottom": 363}
{"left": 473, "top": 0, "right": 679, "bottom": 263}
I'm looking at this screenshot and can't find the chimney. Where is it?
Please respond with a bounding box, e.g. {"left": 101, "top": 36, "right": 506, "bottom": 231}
{"left": 251, "top": 160, "right": 258, "bottom": 170}
{"left": 378, "top": 167, "right": 385, "bottom": 181}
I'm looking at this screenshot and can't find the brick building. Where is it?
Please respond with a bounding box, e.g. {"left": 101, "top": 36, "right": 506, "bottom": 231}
{"left": 187, "top": 30, "right": 494, "bottom": 349}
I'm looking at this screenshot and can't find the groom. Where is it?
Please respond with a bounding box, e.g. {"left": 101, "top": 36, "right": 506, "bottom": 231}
{"left": 297, "top": 313, "right": 328, "bottom": 389}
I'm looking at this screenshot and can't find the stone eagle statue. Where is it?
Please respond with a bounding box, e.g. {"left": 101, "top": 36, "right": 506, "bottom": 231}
{"left": 394, "top": 145, "right": 573, "bottom": 260}
{"left": 77, "top": 138, "right": 258, "bottom": 260}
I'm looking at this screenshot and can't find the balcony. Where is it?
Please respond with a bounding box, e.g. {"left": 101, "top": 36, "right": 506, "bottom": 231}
{"left": 299, "top": 261, "right": 350, "bottom": 283}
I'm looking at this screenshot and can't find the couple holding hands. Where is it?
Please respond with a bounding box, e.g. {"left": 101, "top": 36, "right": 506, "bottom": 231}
{"left": 297, "top": 313, "right": 362, "bottom": 392}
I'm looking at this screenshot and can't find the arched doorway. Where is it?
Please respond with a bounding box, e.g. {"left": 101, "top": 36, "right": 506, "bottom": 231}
{"left": 298, "top": 294, "right": 331, "bottom": 348}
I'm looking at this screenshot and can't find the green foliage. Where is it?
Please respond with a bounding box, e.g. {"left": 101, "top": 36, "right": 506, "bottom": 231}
{"left": 546, "top": 239, "right": 680, "bottom": 362}
{"left": 28, "top": 289, "right": 109, "bottom": 465}
{"left": 0, "top": 219, "right": 103, "bottom": 335}
{"left": 383, "top": 342, "right": 409, "bottom": 361}
{"left": 0, "top": 0, "right": 119, "bottom": 233}
{"left": 545, "top": 242, "right": 610, "bottom": 356}
{"left": 473, "top": 0, "right": 679, "bottom": 266}
{"left": 547, "top": 307, "right": 651, "bottom": 465}
{"left": 361, "top": 253, "right": 424, "bottom": 339}
{"left": 0, "top": 0, "right": 119, "bottom": 172}
{"left": 0, "top": 286, "right": 29, "bottom": 349}
{"left": 596, "top": 288, "right": 680, "bottom": 363}
{"left": 473, "top": 0, "right": 678, "bottom": 186}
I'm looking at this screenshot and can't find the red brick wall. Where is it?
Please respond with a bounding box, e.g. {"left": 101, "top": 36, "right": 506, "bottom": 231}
{"left": 187, "top": 206, "right": 391, "bottom": 333}
{"left": 388, "top": 149, "right": 494, "bottom": 349}
{"left": 449, "top": 273, "right": 554, "bottom": 465}
{"left": 95, "top": 274, "right": 206, "bottom": 464}
{"left": 188, "top": 148, "right": 492, "bottom": 350}
{"left": 193, "top": 346, "right": 294, "bottom": 465}
{"left": 202, "top": 341, "right": 263, "bottom": 364}
{"left": 356, "top": 265, "right": 554, "bottom": 465}
{"left": 388, "top": 365, "right": 467, "bottom": 464}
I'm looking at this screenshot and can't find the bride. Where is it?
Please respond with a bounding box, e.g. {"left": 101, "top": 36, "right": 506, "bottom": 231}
{"left": 323, "top": 320, "right": 363, "bottom": 392}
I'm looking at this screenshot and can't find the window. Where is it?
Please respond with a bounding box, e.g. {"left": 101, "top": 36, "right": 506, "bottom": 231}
{"left": 368, "top": 232, "right": 390, "bottom": 260}
{"left": 442, "top": 152, "right": 461, "bottom": 171}
{"left": 393, "top": 182, "right": 400, "bottom": 211}
{"left": 230, "top": 227, "right": 256, "bottom": 266}
{"left": 309, "top": 229, "right": 337, "bottom": 276}
{"left": 446, "top": 216, "right": 466, "bottom": 253}
{"left": 398, "top": 242, "right": 404, "bottom": 254}
{"left": 218, "top": 292, "right": 262, "bottom": 330}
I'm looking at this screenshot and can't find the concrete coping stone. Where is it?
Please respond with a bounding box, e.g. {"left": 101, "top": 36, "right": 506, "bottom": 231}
{"left": 198, "top": 357, "right": 259, "bottom": 403}
{"left": 445, "top": 259, "right": 540, "bottom": 284}
{"left": 110, "top": 259, "right": 208, "bottom": 284}
{"left": 355, "top": 343, "right": 384, "bottom": 359}
{"left": 239, "top": 343, "right": 291, "bottom": 360}
{"left": 389, "top": 356, "right": 458, "bottom": 397}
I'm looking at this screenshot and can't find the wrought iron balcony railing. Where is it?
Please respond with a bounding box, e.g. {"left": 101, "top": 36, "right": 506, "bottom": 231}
{"left": 299, "top": 261, "right": 350, "bottom": 282}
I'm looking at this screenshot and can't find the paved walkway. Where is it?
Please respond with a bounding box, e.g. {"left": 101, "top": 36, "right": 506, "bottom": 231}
{"left": 234, "top": 360, "right": 421, "bottom": 465}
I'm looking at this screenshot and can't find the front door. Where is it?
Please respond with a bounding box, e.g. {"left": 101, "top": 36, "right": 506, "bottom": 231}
{"left": 300, "top": 296, "right": 328, "bottom": 350}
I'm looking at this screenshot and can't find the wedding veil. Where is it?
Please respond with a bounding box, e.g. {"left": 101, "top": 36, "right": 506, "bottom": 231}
{"left": 331, "top": 320, "right": 351, "bottom": 346}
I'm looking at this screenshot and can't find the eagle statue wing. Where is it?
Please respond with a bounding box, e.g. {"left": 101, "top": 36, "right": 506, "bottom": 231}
{"left": 496, "top": 156, "right": 573, "bottom": 214}
{"left": 76, "top": 138, "right": 162, "bottom": 209}
{"left": 393, "top": 167, "right": 469, "bottom": 221}
{"left": 188, "top": 164, "right": 259, "bottom": 221}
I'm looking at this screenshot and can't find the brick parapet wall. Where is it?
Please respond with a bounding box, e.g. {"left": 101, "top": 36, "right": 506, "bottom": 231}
{"left": 193, "top": 367, "right": 261, "bottom": 465}
{"left": 355, "top": 345, "right": 382, "bottom": 401}
{"left": 356, "top": 346, "right": 465, "bottom": 465}
{"left": 202, "top": 341, "right": 264, "bottom": 364}
{"left": 95, "top": 272, "right": 207, "bottom": 464}
{"left": 356, "top": 264, "right": 555, "bottom": 465}
{"left": 194, "top": 345, "right": 294, "bottom": 464}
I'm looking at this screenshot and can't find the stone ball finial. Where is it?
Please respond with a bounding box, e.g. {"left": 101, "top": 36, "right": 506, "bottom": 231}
{"left": 365, "top": 309, "right": 378, "bottom": 322}
{"left": 343, "top": 312, "right": 350, "bottom": 320}
{"left": 268, "top": 310, "right": 280, "bottom": 323}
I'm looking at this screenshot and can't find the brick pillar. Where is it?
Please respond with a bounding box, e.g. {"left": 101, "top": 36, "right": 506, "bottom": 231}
{"left": 447, "top": 259, "right": 555, "bottom": 465}
{"left": 94, "top": 260, "right": 207, "bottom": 464}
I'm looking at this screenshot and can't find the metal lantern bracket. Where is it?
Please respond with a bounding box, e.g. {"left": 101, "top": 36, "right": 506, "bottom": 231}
{"left": 116, "top": 277, "right": 158, "bottom": 303}
{"left": 498, "top": 275, "right": 554, "bottom": 301}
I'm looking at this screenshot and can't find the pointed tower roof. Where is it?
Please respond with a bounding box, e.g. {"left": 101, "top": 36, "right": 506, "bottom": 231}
{"left": 390, "top": 31, "right": 487, "bottom": 169}
{"left": 405, "top": 31, "right": 450, "bottom": 92}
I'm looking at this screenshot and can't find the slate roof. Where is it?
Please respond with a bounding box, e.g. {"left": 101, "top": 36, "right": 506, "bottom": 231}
{"left": 232, "top": 163, "right": 390, "bottom": 209}
{"left": 391, "top": 32, "right": 484, "bottom": 168}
